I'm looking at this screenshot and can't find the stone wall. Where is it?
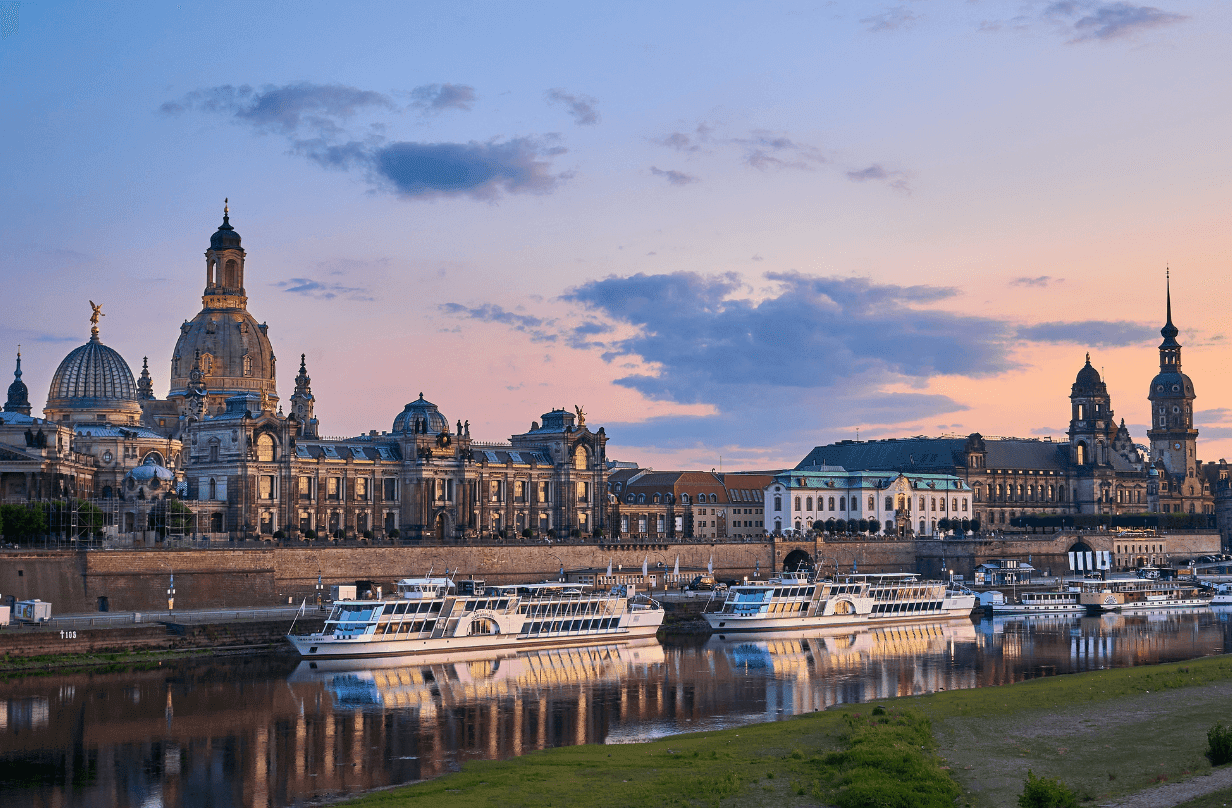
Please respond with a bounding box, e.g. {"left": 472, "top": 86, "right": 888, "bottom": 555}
{"left": 0, "top": 530, "right": 1219, "bottom": 614}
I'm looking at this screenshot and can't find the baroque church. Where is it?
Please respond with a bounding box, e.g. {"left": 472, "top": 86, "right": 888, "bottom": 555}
{"left": 796, "top": 278, "right": 1226, "bottom": 536}
{"left": 1, "top": 206, "right": 609, "bottom": 542}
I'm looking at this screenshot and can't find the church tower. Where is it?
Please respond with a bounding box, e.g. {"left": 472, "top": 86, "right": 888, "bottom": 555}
{"left": 1068, "top": 353, "right": 1116, "bottom": 467}
{"left": 1146, "top": 273, "right": 1198, "bottom": 484}
{"left": 289, "top": 354, "right": 319, "bottom": 438}
{"left": 5, "top": 350, "right": 32, "bottom": 415}
{"left": 167, "top": 202, "right": 278, "bottom": 415}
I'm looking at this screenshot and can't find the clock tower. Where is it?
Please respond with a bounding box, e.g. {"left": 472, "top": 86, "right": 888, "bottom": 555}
{"left": 1146, "top": 273, "right": 1198, "bottom": 502}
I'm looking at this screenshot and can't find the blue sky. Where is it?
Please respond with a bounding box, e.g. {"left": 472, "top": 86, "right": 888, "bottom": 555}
{"left": 3, "top": 1, "right": 1230, "bottom": 469}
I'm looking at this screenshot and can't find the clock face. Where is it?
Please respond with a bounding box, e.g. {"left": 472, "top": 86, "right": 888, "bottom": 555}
{"left": 1174, "top": 442, "right": 1181, "bottom": 450}
{"left": 102, "top": 450, "right": 113, "bottom": 463}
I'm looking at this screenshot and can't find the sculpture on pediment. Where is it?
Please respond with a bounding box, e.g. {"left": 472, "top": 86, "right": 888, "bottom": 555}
{"left": 574, "top": 405, "right": 586, "bottom": 427}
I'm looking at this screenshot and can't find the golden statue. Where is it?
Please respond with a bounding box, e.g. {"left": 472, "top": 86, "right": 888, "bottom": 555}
{"left": 574, "top": 405, "right": 586, "bottom": 427}
{"left": 89, "top": 300, "right": 104, "bottom": 326}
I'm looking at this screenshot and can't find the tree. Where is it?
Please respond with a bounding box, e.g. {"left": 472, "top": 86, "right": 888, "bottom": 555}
{"left": 938, "top": 517, "right": 951, "bottom": 533}
{"left": 834, "top": 518, "right": 848, "bottom": 534}
{"left": 302, "top": 528, "right": 317, "bottom": 540}
{"left": 867, "top": 519, "right": 881, "bottom": 536}
{"left": 825, "top": 518, "right": 836, "bottom": 534}
{"left": 521, "top": 528, "right": 533, "bottom": 539}
{"left": 960, "top": 518, "right": 971, "bottom": 533}
{"left": 969, "top": 518, "right": 981, "bottom": 533}
{"left": 1, "top": 504, "right": 47, "bottom": 544}
{"left": 388, "top": 528, "right": 400, "bottom": 539}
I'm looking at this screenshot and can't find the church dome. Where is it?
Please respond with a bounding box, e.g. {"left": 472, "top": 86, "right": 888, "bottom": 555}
{"left": 210, "top": 205, "right": 242, "bottom": 251}
{"left": 393, "top": 393, "right": 449, "bottom": 434}
{"left": 48, "top": 332, "right": 140, "bottom": 412}
{"left": 168, "top": 309, "right": 276, "bottom": 402}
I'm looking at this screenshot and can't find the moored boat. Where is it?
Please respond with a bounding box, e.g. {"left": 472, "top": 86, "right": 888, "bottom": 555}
{"left": 1078, "top": 579, "right": 1213, "bottom": 612}
{"left": 288, "top": 577, "right": 664, "bottom": 659}
{"left": 702, "top": 571, "right": 976, "bottom": 633}
{"left": 990, "top": 588, "right": 1085, "bottom": 615}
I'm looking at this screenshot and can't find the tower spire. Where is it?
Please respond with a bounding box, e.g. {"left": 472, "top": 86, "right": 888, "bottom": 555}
{"left": 1166, "top": 266, "right": 1173, "bottom": 327}
{"left": 5, "top": 346, "right": 32, "bottom": 415}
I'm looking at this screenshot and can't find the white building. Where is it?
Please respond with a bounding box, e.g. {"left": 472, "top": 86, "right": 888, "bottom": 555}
{"left": 766, "top": 466, "right": 973, "bottom": 538}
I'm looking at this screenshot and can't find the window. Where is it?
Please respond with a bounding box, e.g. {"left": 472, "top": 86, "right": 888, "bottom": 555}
{"left": 515, "top": 480, "right": 527, "bottom": 502}
{"left": 490, "top": 480, "right": 502, "bottom": 502}
{"left": 256, "top": 433, "right": 274, "bottom": 462}
{"left": 839, "top": 496, "right": 846, "bottom": 511}
{"left": 327, "top": 477, "right": 340, "bottom": 500}
{"left": 355, "top": 477, "right": 368, "bottom": 501}
{"left": 538, "top": 481, "right": 550, "bottom": 503}
{"left": 795, "top": 496, "right": 801, "bottom": 510}
{"left": 828, "top": 496, "right": 835, "bottom": 511}
{"left": 208, "top": 478, "right": 217, "bottom": 500}
{"left": 885, "top": 496, "right": 893, "bottom": 510}
{"left": 806, "top": 496, "right": 813, "bottom": 511}
{"left": 869, "top": 496, "right": 875, "bottom": 510}
{"left": 298, "top": 476, "right": 311, "bottom": 498}
{"left": 259, "top": 475, "right": 274, "bottom": 500}
{"left": 384, "top": 478, "right": 397, "bottom": 501}
{"left": 919, "top": 496, "right": 926, "bottom": 511}
{"left": 962, "top": 499, "right": 968, "bottom": 512}
{"left": 931, "top": 497, "right": 936, "bottom": 511}
{"left": 774, "top": 495, "right": 782, "bottom": 512}
{"left": 952, "top": 498, "right": 958, "bottom": 511}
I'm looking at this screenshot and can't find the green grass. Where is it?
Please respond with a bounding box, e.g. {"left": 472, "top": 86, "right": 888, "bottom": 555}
{"left": 1172, "top": 786, "right": 1232, "bottom": 807}
{"left": 0, "top": 647, "right": 214, "bottom": 677}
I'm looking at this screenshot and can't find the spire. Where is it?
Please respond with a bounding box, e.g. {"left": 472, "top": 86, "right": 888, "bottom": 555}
{"left": 137, "top": 356, "right": 154, "bottom": 400}
{"left": 223, "top": 197, "right": 229, "bottom": 225}
{"left": 290, "top": 352, "right": 317, "bottom": 438}
{"left": 5, "top": 348, "right": 31, "bottom": 415}
{"left": 1161, "top": 267, "right": 1179, "bottom": 342}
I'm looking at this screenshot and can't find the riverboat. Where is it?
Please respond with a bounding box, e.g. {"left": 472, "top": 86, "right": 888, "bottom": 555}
{"left": 287, "top": 577, "right": 664, "bottom": 659}
{"left": 1206, "top": 584, "right": 1232, "bottom": 605}
{"left": 989, "top": 588, "right": 1084, "bottom": 615}
{"left": 701, "top": 571, "right": 976, "bottom": 633}
{"left": 1078, "top": 579, "right": 1213, "bottom": 612}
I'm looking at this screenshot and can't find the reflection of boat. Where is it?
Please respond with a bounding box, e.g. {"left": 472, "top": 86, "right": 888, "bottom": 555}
{"left": 1078, "top": 580, "right": 1212, "bottom": 612}
{"left": 289, "top": 578, "right": 664, "bottom": 658}
{"left": 288, "top": 640, "right": 665, "bottom": 710}
{"left": 703, "top": 571, "right": 976, "bottom": 632}
{"left": 991, "top": 589, "right": 1084, "bottom": 614}
{"left": 706, "top": 618, "right": 978, "bottom": 670}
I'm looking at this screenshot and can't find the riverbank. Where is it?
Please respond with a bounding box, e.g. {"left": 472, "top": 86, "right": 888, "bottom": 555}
{"left": 337, "top": 653, "right": 1232, "bottom": 808}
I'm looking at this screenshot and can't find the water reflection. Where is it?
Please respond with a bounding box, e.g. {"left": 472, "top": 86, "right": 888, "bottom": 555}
{"left": 2, "top": 610, "right": 1231, "bottom": 808}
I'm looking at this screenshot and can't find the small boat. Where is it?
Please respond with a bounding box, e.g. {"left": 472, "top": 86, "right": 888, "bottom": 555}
{"left": 288, "top": 577, "right": 664, "bottom": 659}
{"left": 702, "top": 571, "right": 976, "bottom": 633}
{"left": 989, "top": 588, "right": 1085, "bottom": 615}
{"left": 1078, "top": 579, "right": 1213, "bottom": 612}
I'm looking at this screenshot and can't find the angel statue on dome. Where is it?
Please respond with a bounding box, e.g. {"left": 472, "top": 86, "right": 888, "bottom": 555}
{"left": 574, "top": 405, "right": 586, "bottom": 427}
{"left": 89, "top": 300, "right": 104, "bottom": 326}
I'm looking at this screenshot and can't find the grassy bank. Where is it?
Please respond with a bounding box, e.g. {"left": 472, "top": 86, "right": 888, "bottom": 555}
{"left": 339, "top": 654, "right": 1232, "bottom": 808}
{"left": 0, "top": 646, "right": 261, "bottom": 677}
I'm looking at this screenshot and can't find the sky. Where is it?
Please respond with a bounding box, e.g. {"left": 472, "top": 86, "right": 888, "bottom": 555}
{"left": 2, "top": 0, "right": 1230, "bottom": 471}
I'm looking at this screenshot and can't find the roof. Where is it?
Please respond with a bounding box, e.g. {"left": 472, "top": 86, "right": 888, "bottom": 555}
{"left": 471, "top": 447, "right": 550, "bottom": 465}
{"left": 773, "top": 469, "right": 971, "bottom": 491}
{"left": 797, "top": 436, "right": 1070, "bottom": 473}
{"left": 294, "top": 441, "right": 403, "bottom": 462}
{"left": 48, "top": 333, "right": 139, "bottom": 407}
{"left": 74, "top": 424, "right": 165, "bottom": 440}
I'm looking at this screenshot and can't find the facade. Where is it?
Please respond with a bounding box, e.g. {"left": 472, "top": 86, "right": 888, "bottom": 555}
{"left": 766, "top": 468, "right": 972, "bottom": 537}
{"left": 606, "top": 470, "right": 773, "bottom": 541}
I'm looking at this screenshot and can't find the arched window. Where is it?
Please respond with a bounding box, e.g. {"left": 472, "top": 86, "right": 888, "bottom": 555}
{"left": 774, "top": 495, "right": 782, "bottom": 511}
{"left": 681, "top": 493, "right": 690, "bottom": 504}
{"left": 626, "top": 494, "right": 634, "bottom": 503}
{"left": 653, "top": 493, "right": 661, "bottom": 504}
{"left": 806, "top": 496, "right": 813, "bottom": 511}
{"left": 710, "top": 493, "right": 718, "bottom": 503}
{"left": 828, "top": 496, "right": 835, "bottom": 511}
{"left": 919, "top": 519, "right": 926, "bottom": 534}
{"left": 242, "top": 354, "right": 252, "bottom": 377}
{"left": 637, "top": 493, "right": 645, "bottom": 503}
{"left": 839, "top": 496, "right": 846, "bottom": 511}
{"left": 223, "top": 258, "right": 240, "bottom": 287}
{"left": 952, "top": 498, "right": 958, "bottom": 511}
{"left": 208, "top": 478, "right": 217, "bottom": 500}
{"left": 885, "top": 496, "right": 893, "bottom": 510}
{"left": 919, "top": 496, "right": 926, "bottom": 511}
{"left": 1076, "top": 443, "right": 1086, "bottom": 465}
{"left": 573, "top": 445, "right": 589, "bottom": 470}
{"left": 795, "top": 496, "right": 801, "bottom": 510}
{"left": 930, "top": 497, "right": 937, "bottom": 511}
{"left": 256, "top": 433, "right": 275, "bottom": 462}
{"left": 868, "top": 496, "right": 875, "bottom": 510}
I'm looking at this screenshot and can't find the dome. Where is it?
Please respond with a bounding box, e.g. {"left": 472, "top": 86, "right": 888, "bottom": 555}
{"left": 48, "top": 333, "right": 139, "bottom": 411}
{"left": 393, "top": 393, "right": 450, "bottom": 435}
{"left": 1071, "top": 353, "right": 1106, "bottom": 396}
{"left": 1149, "top": 370, "right": 1194, "bottom": 399}
{"left": 168, "top": 309, "right": 276, "bottom": 402}
{"left": 210, "top": 204, "right": 242, "bottom": 251}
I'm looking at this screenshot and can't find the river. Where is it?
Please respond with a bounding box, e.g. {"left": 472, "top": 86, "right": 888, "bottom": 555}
{"left": 2, "top": 608, "right": 1229, "bottom": 807}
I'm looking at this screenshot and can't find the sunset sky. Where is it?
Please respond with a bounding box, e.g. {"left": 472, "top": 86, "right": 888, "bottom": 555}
{"left": 3, "top": 1, "right": 1229, "bottom": 470}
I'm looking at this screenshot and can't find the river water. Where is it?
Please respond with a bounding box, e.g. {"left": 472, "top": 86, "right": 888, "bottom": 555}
{"left": 2, "top": 608, "right": 1230, "bottom": 808}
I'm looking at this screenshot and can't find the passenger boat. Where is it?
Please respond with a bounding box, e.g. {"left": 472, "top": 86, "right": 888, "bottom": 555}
{"left": 1206, "top": 584, "right": 1232, "bottom": 606}
{"left": 287, "top": 577, "right": 664, "bottom": 659}
{"left": 701, "top": 571, "right": 976, "bottom": 633}
{"left": 1078, "top": 579, "right": 1213, "bottom": 612}
{"left": 990, "top": 588, "right": 1084, "bottom": 615}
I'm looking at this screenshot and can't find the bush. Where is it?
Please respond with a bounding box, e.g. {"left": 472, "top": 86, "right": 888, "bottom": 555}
{"left": 937, "top": 518, "right": 951, "bottom": 532}
{"left": 333, "top": 529, "right": 345, "bottom": 540}
{"left": 302, "top": 528, "right": 316, "bottom": 540}
{"left": 1208, "top": 723, "right": 1232, "bottom": 766}
{"left": 570, "top": 528, "right": 581, "bottom": 538}
{"left": 362, "top": 530, "right": 373, "bottom": 540}
{"left": 388, "top": 528, "right": 400, "bottom": 539}
{"left": 1018, "top": 770, "right": 1078, "bottom": 808}
{"left": 546, "top": 528, "right": 557, "bottom": 539}
{"left": 273, "top": 529, "right": 286, "bottom": 540}
{"left": 521, "top": 528, "right": 533, "bottom": 539}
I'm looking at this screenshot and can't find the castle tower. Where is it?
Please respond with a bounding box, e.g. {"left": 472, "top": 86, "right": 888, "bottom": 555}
{"left": 1146, "top": 273, "right": 1198, "bottom": 484}
{"left": 167, "top": 202, "right": 278, "bottom": 415}
{"left": 137, "top": 357, "right": 154, "bottom": 400}
{"left": 5, "top": 350, "right": 32, "bottom": 415}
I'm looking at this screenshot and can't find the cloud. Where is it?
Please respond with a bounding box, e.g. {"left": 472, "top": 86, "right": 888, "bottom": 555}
{"left": 653, "top": 123, "right": 714, "bottom": 152}
{"left": 275, "top": 277, "right": 374, "bottom": 301}
{"left": 163, "top": 82, "right": 569, "bottom": 201}
{"left": 439, "top": 303, "right": 558, "bottom": 342}
{"left": 1011, "top": 276, "right": 1063, "bottom": 288}
{"left": 160, "top": 82, "right": 393, "bottom": 137}
{"left": 846, "top": 163, "right": 911, "bottom": 193}
{"left": 861, "top": 6, "right": 920, "bottom": 32}
{"left": 546, "top": 88, "right": 600, "bottom": 125}
{"left": 650, "top": 166, "right": 698, "bottom": 185}
{"left": 410, "top": 83, "right": 476, "bottom": 112}
{"left": 734, "top": 132, "right": 824, "bottom": 171}
{"left": 1044, "top": 2, "right": 1187, "bottom": 42}
{"left": 1016, "top": 320, "right": 1157, "bottom": 346}
{"left": 371, "top": 139, "right": 563, "bottom": 199}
